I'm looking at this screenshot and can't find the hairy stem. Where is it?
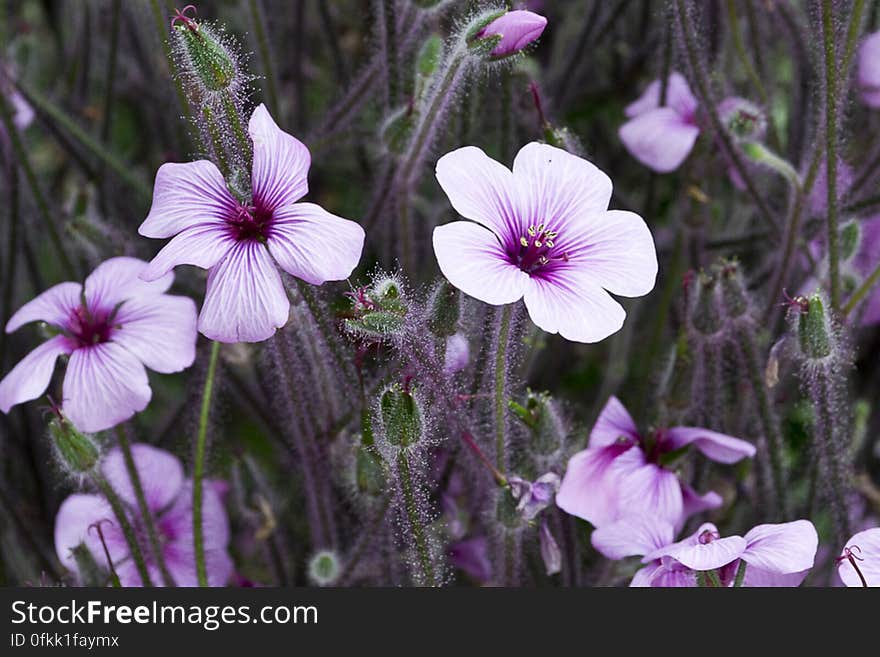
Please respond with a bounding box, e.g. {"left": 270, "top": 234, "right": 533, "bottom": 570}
{"left": 494, "top": 304, "right": 513, "bottom": 473}
{"left": 94, "top": 474, "right": 153, "bottom": 587}
{"left": 396, "top": 451, "right": 437, "bottom": 586}
{"left": 822, "top": 0, "right": 841, "bottom": 312}
{"left": 193, "top": 340, "right": 221, "bottom": 587}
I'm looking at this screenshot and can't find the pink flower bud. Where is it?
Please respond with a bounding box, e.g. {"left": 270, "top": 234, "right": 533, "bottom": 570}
{"left": 478, "top": 10, "right": 547, "bottom": 58}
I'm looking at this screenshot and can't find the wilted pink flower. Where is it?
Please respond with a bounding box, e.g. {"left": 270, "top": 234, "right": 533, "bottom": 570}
{"left": 619, "top": 72, "right": 700, "bottom": 173}
{"left": 55, "top": 443, "right": 233, "bottom": 587}
{"left": 837, "top": 528, "right": 880, "bottom": 587}
{"left": 556, "top": 396, "right": 755, "bottom": 529}
{"left": 138, "top": 104, "right": 365, "bottom": 343}
{"left": 593, "top": 515, "right": 817, "bottom": 587}
{"left": 858, "top": 31, "right": 880, "bottom": 107}
{"left": 476, "top": 10, "right": 547, "bottom": 58}
{"left": 539, "top": 518, "right": 561, "bottom": 576}
{"left": 433, "top": 143, "right": 657, "bottom": 343}
{"left": 508, "top": 472, "right": 560, "bottom": 520}
{"left": 0, "top": 257, "right": 196, "bottom": 433}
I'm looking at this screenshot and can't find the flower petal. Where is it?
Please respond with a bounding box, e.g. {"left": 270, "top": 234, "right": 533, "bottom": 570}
{"left": 630, "top": 563, "right": 664, "bottom": 587}
{"left": 559, "top": 209, "right": 658, "bottom": 297}
{"left": 618, "top": 463, "right": 685, "bottom": 528}
{"left": 741, "top": 520, "right": 818, "bottom": 574}
{"left": 198, "top": 241, "right": 290, "bottom": 343}
{"left": 62, "top": 342, "right": 151, "bottom": 433}
{"left": 742, "top": 566, "right": 809, "bottom": 587}
{"left": 625, "top": 72, "right": 698, "bottom": 119}
{"left": 113, "top": 293, "right": 198, "bottom": 374}
{"left": 101, "top": 444, "right": 185, "bottom": 513}
{"left": 556, "top": 444, "right": 644, "bottom": 527}
{"left": 140, "top": 224, "right": 237, "bottom": 282}
{"left": 591, "top": 514, "right": 675, "bottom": 560}
{"left": 139, "top": 160, "right": 235, "bottom": 238}
{"left": 858, "top": 32, "right": 880, "bottom": 108}
{"left": 6, "top": 282, "right": 81, "bottom": 333}
{"left": 664, "top": 426, "right": 756, "bottom": 464}
{"left": 652, "top": 534, "right": 746, "bottom": 572}
{"left": 85, "top": 257, "right": 173, "bottom": 310}
{"left": 619, "top": 107, "right": 700, "bottom": 173}
{"left": 522, "top": 269, "right": 626, "bottom": 343}
{"left": 589, "top": 395, "right": 640, "bottom": 449}
{"left": 267, "top": 203, "right": 365, "bottom": 285}
{"left": 54, "top": 493, "right": 128, "bottom": 575}
{"left": 837, "top": 527, "right": 880, "bottom": 587}
{"left": 0, "top": 336, "right": 73, "bottom": 413}
{"left": 435, "top": 145, "right": 520, "bottom": 239}
{"left": 512, "top": 142, "right": 613, "bottom": 232}
{"left": 432, "top": 221, "right": 529, "bottom": 305}
{"left": 680, "top": 484, "right": 723, "bottom": 526}
{"left": 250, "top": 103, "right": 310, "bottom": 210}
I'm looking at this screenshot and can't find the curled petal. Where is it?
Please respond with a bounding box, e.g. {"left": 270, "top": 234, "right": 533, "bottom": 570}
{"left": 0, "top": 336, "right": 73, "bottom": 413}
{"left": 665, "top": 426, "right": 756, "bottom": 464}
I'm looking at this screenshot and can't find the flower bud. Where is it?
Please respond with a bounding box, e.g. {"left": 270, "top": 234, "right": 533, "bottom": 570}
{"left": 468, "top": 10, "right": 547, "bottom": 60}
{"left": 427, "top": 279, "right": 460, "bottom": 337}
{"left": 50, "top": 417, "right": 100, "bottom": 474}
{"left": 718, "top": 97, "right": 766, "bottom": 143}
{"left": 414, "top": 34, "right": 443, "bottom": 100}
{"left": 308, "top": 550, "right": 341, "bottom": 586}
{"left": 690, "top": 271, "right": 722, "bottom": 335}
{"left": 344, "top": 276, "right": 408, "bottom": 340}
{"left": 380, "top": 384, "right": 423, "bottom": 448}
{"left": 797, "top": 293, "right": 832, "bottom": 360}
{"left": 716, "top": 259, "right": 751, "bottom": 320}
{"left": 509, "top": 390, "right": 565, "bottom": 455}
{"left": 173, "top": 13, "right": 239, "bottom": 94}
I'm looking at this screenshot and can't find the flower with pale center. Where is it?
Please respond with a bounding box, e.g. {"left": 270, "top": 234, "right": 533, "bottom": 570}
{"left": 138, "top": 103, "right": 365, "bottom": 343}
{"left": 556, "top": 396, "right": 755, "bottom": 529}
{"left": 432, "top": 142, "right": 657, "bottom": 343}
{"left": 0, "top": 257, "right": 197, "bottom": 433}
{"left": 55, "top": 444, "right": 233, "bottom": 587}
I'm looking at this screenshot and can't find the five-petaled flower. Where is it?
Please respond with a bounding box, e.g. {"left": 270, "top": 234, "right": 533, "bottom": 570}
{"left": 55, "top": 443, "right": 233, "bottom": 587}
{"left": 138, "top": 103, "right": 365, "bottom": 343}
{"left": 0, "top": 257, "right": 197, "bottom": 433}
{"left": 592, "top": 515, "right": 818, "bottom": 587}
{"left": 556, "top": 396, "right": 755, "bottom": 530}
{"left": 837, "top": 527, "right": 880, "bottom": 587}
{"left": 432, "top": 142, "right": 657, "bottom": 343}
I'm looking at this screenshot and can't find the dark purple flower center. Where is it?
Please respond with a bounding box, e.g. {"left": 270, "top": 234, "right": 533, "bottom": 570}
{"left": 226, "top": 202, "right": 274, "bottom": 242}
{"left": 67, "top": 305, "right": 117, "bottom": 348}
{"left": 698, "top": 529, "right": 720, "bottom": 544}
{"left": 512, "top": 223, "right": 569, "bottom": 273}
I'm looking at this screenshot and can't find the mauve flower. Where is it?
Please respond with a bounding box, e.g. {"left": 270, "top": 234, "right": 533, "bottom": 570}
{"left": 433, "top": 143, "right": 657, "bottom": 343}
{"left": 448, "top": 536, "right": 492, "bottom": 583}
{"left": 477, "top": 10, "right": 547, "bottom": 58}
{"left": 55, "top": 443, "right": 233, "bottom": 587}
{"left": 837, "top": 528, "right": 880, "bottom": 587}
{"left": 138, "top": 104, "right": 365, "bottom": 343}
{"left": 0, "top": 257, "right": 196, "bottom": 433}
{"left": 619, "top": 72, "right": 700, "bottom": 173}
{"left": 556, "top": 396, "right": 755, "bottom": 529}
{"left": 593, "top": 515, "right": 817, "bottom": 587}
{"left": 508, "top": 472, "right": 560, "bottom": 520}
{"left": 858, "top": 31, "right": 880, "bottom": 108}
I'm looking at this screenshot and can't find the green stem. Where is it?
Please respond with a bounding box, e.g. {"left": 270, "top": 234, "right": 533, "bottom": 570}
{"left": 822, "top": 0, "right": 841, "bottom": 312}
{"left": 15, "top": 81, "right": 152, "bottom": 203}
{"left": 396, "top": 451, "right": 437, "bottom": 586}
{"left": 94, "top": 475, "right": 153, "bottom": 587}
{"left": 813, "top": 367, "right": 851, "bottom": 546}
{"left": 736, "top": 326, "right": 788, "bottom": 518}
{"left": 221, "top": 91, "right": 251, "bottom": 163}
{"left": 248, "top": 0, "right": 280, "bottom": 115}
{"left": 115, "top": 427, "right": 175, "bottom": 586}
{"left": 203, "top": 106, "right": 229, "bottom": 176}
{"left": 494, "top": 304, "right": 513, "bottom": 473}
{"left": 705, "top": 569, "right": 723, "bottom": 588}
{"left": 383, "top": 0, "right": 399, "bottom": 107}
{"left": 733, "top": 560, "right": 748, "bottom": 587}
{"left": 844, "top": 261, "right": 880, "bottom": 316}
{"left": 0, "top": 163, "right": 19, "bottom": 369}
{"left": 193, "top": 340, "right": 221, "bottom": 587}
{"left": 0, "top": 93, "right": 76, "bottom": 279}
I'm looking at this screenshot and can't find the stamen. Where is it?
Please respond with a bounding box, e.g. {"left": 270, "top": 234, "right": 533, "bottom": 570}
{"left": 836, "top": 545, "right": 868, "bottom": 587}
{"left": 171, "top": 5, "right": 199, "bottom": 32}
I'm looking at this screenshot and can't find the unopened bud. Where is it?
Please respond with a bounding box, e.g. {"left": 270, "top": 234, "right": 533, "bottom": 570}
{"left": 173, "top": 12, "right": 238, "bottom": 93}
{"left": 414, "top": 34, "right": 443, "bottom": 99}
{"left": 690, "top": 272, "right": 721, "bottom": 334}
{"left": 717, "top": 259, "right": 751, "bottom": 320}
{"left": 797, "top": 293, "right": 832, "bottom": 359}
{"left": 510, "top": 390, "right": 564, "bottom": 455}
{"left": 467, "top": 10, "right": 547, "bottom": 60}
{"left": 344, "top": 276, "right": 408, "bottom": 340}
{"left": 380, "top": 384, "right": 423, "bottom": 448}
{"left": 50, "top": 417, "right": 100, "bottom": 474}
{"left": 428, "top": 280, "right": 460, "bottom": 337}
{"left": 719, "top": 97, "right": 766, "bottom": 143}
{"left": 308, "top": 550, "right": 341, "bottom": 586}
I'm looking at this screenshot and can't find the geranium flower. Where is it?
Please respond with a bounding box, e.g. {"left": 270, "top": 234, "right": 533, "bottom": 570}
{"left": 138, "top": 103, "right": 365, "bottom": 343}
{"left": 556, "top": 396, "right": 755, "bottom": 529}
{"left": 508, "top": 472, "right": 560, "bottom": 521}
{"left": 858, "top": 31, "right": 880, "bottom": 108}
{"left": 592, "top": 515, "right": 818, "bottom": 587}
{"left": 432, "top": 142, "right": 657, "bottom": 343}
{"left": 837, "top": 528, "right": 880, "bottom": 587}
{"left": 0, "top": 257, "right": 196, "bottom": 433}
{"left": 619, "top": 72, "right": 700, "bottom": 173}
{"left": 55, "top": 443, "right": 232, "bottom": 587}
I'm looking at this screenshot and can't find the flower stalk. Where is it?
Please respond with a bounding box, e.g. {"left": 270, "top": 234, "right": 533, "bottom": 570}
{"left": 193, "top": 340, "right": 221, "bottom": 587}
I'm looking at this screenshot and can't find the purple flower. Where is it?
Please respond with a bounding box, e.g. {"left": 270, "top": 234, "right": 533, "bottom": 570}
{"left": 508, "top": 472, "right": 560, "bottom": 520}
{"left": 432, "top": 142, "right": 657, "bottom": 343}
{"left": 619, "top": 72, "right": 700, "bottom": 173}
{"left": 55, "top": 443, "right": 233, "bottom": 587}
{"left": 448, "top": 536, "right": 492, "bottom": 583}
{"left": 442, "top": 332, "right": 470, "bottom": 375}
{"left": 858, "top": 31, "right": 880, "bottom": 108}
{"left": 837, "top": 528, "right": 880, "bottom": 587}
{"left": 138, "top": 104, "right": 365, "bottom": 343}
{"left": 556, "top": 396, "right": 755, "bottom": 529}
{"left": 593, "top": 515, "right": 818, "bottom": 587}
{"left": 539, "top": 518, "right": 561, "bottom": 576}
{"left": 0, "top": 257, "right": 196, "bottom": 433}
{"left": 477, "top": 10, "right": 547, "bottom": 58}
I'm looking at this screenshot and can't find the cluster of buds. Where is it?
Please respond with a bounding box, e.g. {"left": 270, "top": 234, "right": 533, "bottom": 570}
{"left": 343, "top": 275, "right": 408, "bottom": 341}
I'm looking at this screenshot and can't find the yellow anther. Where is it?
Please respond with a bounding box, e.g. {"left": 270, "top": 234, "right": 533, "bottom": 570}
{"left": 534, "top": 240, "right": 542, "bottom": 247}
{"left": 520, "top": 236, "right": 529, "bottom": 247}
{"left": 545, "top": 240, "right": 554, "bottom": 248}
{"left": 528, "top": 225, "right": 537, "bottom": 237}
